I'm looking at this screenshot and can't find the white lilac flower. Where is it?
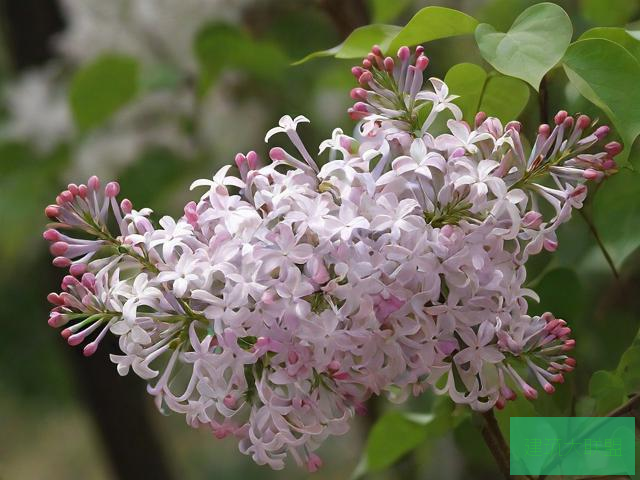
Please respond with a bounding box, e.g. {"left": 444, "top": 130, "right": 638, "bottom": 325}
{"left": 43, "top": 45, "right": 619, "bottom": 471}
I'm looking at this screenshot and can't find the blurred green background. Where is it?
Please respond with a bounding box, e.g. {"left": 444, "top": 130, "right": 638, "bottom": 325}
{"left": 1, "top": 0, "right": 640, "bottom": 479}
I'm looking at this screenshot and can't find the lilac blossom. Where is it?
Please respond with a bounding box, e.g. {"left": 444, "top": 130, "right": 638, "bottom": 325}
{"left": 43, "top": 45, "right": 619, "bottom": 471}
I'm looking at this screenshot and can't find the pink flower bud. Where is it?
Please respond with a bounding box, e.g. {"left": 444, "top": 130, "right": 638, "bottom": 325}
{"left": 602, "top": 158, "right": 617, "bottom": 171}
{"left": 69, "top": 263, "right": 87, "bottom": 277}
{"left": 538, "top": 123, "right": 551, "bottom": 137}
{"left": 306, "top": 453, "right": 322, "bottom": 473}
{"left": 349, "top": 87, "right": 368, "bottom": 100}
{"left": 383, "top": 56, "right": 394, "bottom": 72}
{"left": 362, "top": 58, "right": 372, "bottom": 70}
{"left": 88, "top": 175, "right": 100, "bottom": 190}
{"left": 415, "top": 55, "right": 429, "bottom": 71}
{"left": 43, "top": 229, "right": 60, "bottom": 241}
{"left": 83, "top": 342, "right": 98, "bottom": 357}
{"left": 105, "top": 181, "right": 120, "bottom": 197}
{"left": 60, "top": 190, "right": 74, "bottom": 203}
{"left": 269, "top": 147, "right": 286, "bottom": 161}
{"left": 353, "top": 102, "right": 369, "bottom": 113}
{"left": 397, "top": 46, "right": 410, "bottom": 61}
{"left": 48, "top": 312, "right": 64, "bottom": 327}
{"left": 351, "top": 66, "right": 364, "bottom": 78}
{"left": 576, "top": 114, "right": 591, "bottom": 129}
{"left": 120, "top": 198, "right": 133, "bottom": 213}
{"left": 563, "top": 116, "right": 574, "bottom": 129}
{"left": 47, "top": 293, "right": 63, "bottom": 305}
{"left": 582, "top": 168, "right": 600, "bottom": 180}
{"left": 52, "top": 256, "right": 71, "bottom": 268}
{"left": 67, "top": 332, "right": 85, "bottom": 346}
{"left": 78, "top": 184, "right": 88, "bottom": 198}
{"left": 50, "top": 242, "right": 69, "bottom": 256}
{"left": 543, "top": 383, "right": 555, "bottom": 394}
{"left": 415, "top": 46, "right": 425, "bottom": 57}
{"left": 474, "top": 111, "right": 487, "bottom": 127}
{"left": 68, "top": 183, "right": 79, "bottom": 196}
{"left": 45, "top": 205, "right": 60, "bottom": 219}
{"left": 371, "top": 45, "right": 382, "bottom": 57}
{"left": 506, "top": 121, "right": 521, "bottom": 132}
{"left": 605, "top": 141, "right": 622, "bottom": 156}
{"left": 234, "top": 153, "right": 246, "bottom": 168}
{"left": 358, "top": 71, "right": 373, "bottom": 86}
{"left": 594, "top": 125, "right": 610, "bottom": 139}
{"left": 554, "top": 110, "right": 568, "bottom": 125}
{"left": 523, "top": 385, "right": 538, "bottom": 400}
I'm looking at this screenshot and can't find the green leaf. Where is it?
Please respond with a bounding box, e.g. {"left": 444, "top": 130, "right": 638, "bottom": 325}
{"left": 579, "top": 27, "right": 640, "bottom": 63}
{"left": 365, "top": 410, "right": 433, "bottom": 472}
{"left": 444, "top": 63, "right": 529, "bottom": 124}
{"left": 478, "top": 74, "right": 530, "bottom": 124}
{"left": 296, "top": 6, "right": 477, "bottom": 64}
{"left": 593, "top": 169, "right": 640, "bottom": 268}
{"left": 195, "top": 23, "right": 289, "bottom": 94}
{"left": 580, "top": 0, "right": 639, "bottom": 27}
{"left": 444, "top": 63, "right": 487, "bottom": 124}
{"left": 369, "top": 0, "right": 411, "bottom": 23}
{"left": 294, "top": 24, "right": 401, "bottom": 64}
{"left": 69, "top": 54, "right": 139, "bottom": 130}
{"left": 529, "top": 268, "right": 584, "bottom": 321}
{"left": 387, "top": 6, "right": 478, "bottom": 53}
{"left": 563, "top": 38, "right": 640, "bottom": 165}
{"left": 617, "top": 346, "right": 640, "bottom": 393}
{"left": 475, "top": 2, "right": 572, "bottom": 90}
{"left": 589, "top": 370, "right": 627, "bottom": 415}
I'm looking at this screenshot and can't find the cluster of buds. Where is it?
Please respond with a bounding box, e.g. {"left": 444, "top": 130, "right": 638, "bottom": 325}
{"left": 42, "top": 45, "right": 617, "bottom": 470}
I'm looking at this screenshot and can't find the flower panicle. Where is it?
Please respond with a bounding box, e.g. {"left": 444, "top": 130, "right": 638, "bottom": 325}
{"left": 40, "top": 44, "right": 620, "bottom": 472}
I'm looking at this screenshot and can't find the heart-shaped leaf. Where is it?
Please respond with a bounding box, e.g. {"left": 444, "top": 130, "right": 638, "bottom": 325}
{"left": 387, "top": 6, "right": 478, "bottom": 53}
{"left": 475, "top": 2, "right": 572, "bottom": 90}
{"left": 444, "top": 63, "right": 529, "bottom": 124}
{"left": 444, "top": 63, "right": 487, "bottom": 124}
{"left": 579, "top": 27, "right": 640, "bottom": 63}
{"left": 563, "top": 38, "right": 640, "bottom": 164}
{"left": 478, "top": 75, "right": 530, "bottom": 124}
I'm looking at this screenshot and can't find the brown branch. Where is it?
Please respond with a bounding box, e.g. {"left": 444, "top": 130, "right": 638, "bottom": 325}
{"left": 579, "top": 209, "right": 620, "bottom": 280}
{"left": 607, "top": 393, "right": 640, "bottom": 417}
{"left": 481, "top": 410, "right": 512, "bottom": 479}
{"left": 538, "top": 75, "right": 549, "bottom": 125}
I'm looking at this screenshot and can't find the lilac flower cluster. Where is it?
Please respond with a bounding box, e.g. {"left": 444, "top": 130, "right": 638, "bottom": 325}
{"left": 43, "top": 46, "right": 618, "bottom": 471}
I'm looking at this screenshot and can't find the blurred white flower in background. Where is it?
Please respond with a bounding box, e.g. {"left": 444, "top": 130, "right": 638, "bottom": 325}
{"left": 2, "top": 0, "right": 260, "bottom": 175}
{"left": 2, "top": 66, "right": 73, "bottom": 152}
{"left": 57, "top": 0, "right": 250, "bottom": 71}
